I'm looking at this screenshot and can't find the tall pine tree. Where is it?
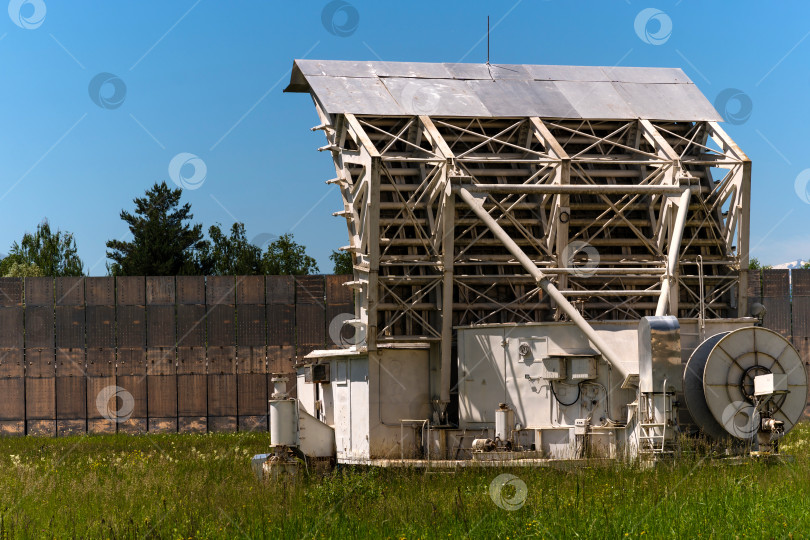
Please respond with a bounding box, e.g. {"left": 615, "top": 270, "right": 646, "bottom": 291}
{"left": 106, "top": 182, "right": 206, "bottom": 275}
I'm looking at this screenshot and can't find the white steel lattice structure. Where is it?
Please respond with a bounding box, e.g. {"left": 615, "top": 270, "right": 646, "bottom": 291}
{"left": 286, "top": 60, "right": 751, "bottom": 401}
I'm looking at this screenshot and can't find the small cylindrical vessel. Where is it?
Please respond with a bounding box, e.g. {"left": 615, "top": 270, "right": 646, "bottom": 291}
{"left": 495, "top": 403, "right": 514, "bottom": 442}
{"left": 270, "top": 399, "right": 298, "bottom": 447}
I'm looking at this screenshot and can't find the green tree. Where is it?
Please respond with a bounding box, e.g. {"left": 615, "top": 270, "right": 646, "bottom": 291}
{"left": 198, "top": 223, "right": 263, "bottom": 275}
{"left": 3, "top": 221, "right": 83, "bottom": 276}
{"left": 748, "top": 258, "right": 772, "bottom": 271}
{"left": 106, "top": 182, "right": 206, "bottom": 276}
{"left": 802, "top": 260, "right": 810, "bottom": 270}
{"left": 2, "top": 260, "right": 44, "bottom": 277}
{"left": 262, "top": 233, "right": 319, "bottom": 275}
{"left": 330, "top": 250, "right": 353, "bottom": 275}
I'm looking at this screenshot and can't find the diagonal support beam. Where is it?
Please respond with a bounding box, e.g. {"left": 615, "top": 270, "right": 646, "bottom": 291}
{"left": 453, "top": 184, "right": 638, "bottom": 387}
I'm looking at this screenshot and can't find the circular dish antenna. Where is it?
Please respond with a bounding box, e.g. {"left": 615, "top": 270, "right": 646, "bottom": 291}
{"left": 683, "top": 327, "right": 807, "bottom": 440}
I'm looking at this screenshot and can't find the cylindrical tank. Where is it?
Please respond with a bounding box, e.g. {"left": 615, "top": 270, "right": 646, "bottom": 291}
{"left": 495, "top": 403, "right": 514, "bottom": 442}
{"left": 683, "top": 327, "right": 807, "bottom": 440}
{"left": 270, "top": 399, "right": 298, "bottom": 447}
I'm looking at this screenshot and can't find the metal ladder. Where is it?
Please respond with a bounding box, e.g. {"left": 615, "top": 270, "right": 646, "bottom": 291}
{"left": 637, "top": 381, "right": 676, "bottom": 455}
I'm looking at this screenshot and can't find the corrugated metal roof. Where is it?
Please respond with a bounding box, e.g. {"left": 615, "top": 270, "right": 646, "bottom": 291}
{"left": 285, "top": 59, "right": 723, "bottom": 121}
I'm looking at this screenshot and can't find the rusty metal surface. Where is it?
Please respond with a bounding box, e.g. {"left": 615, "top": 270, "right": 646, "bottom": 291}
{"left": 208, "top": 346, "right": 236, "bottom": 374}
{"left": 207, "top": 276, "right": 235, "bottom": 304}
{"left": 207, "top": 376, "right": 237, "bottom": 416}
{"left": 177, "top": 304, "right": 205, "bottom": 347}
{"left": 178, "top": 373, "right": 207, "bottom": 414}
{"left": 56, "top": 376, "right": 86, "bottom": 419}
{"left": 208, "top": 416, "right": 237, "bottom": 432}
{"left": 146, "top": 276, "right": 175, "bottom": 305}
{"left": 236, "top": 275, "right": 265, "bottom": 305}
{"left": 116, "top": 276, "right": 145, "bottom": 305}
{"left": 147, "top": 305, "right": 176, "bottom": 347}
{"left": 177, "top": 276, "right": 205, "bottom": 304}
{"left": 288, "top": 60, "right": 721, "bottom": 121}
{"left": 24, "top": 277, "right": 53, "bottom": 306}
{"left": 207, "top": 304, "right": 235, "bottom": 346}
{"left": 117, "top": 305, "right": 146, "bottom": 348}
{"left": 56, "top": 348, "right": 85, "bottom": 377}
{"left": 177, "top": 347, "right": 206, "bottom": 375}
{"left": 237, "top": 373, "right": 268, "bottom": 416}
{"left": 25, "top": 306, "right": 54, "bottom": 348}
{"left": 147, "top": 375, "right": 177, "bottom": 418}
{"left": 267, "top": 305, "right": 294, "bottom": 346}
{"left": 147, "top": 347, "right": 175, "bottom": 375}
{"left": 237, "top": 304, "right": 265, "bottom": 347}
{"left": 793, "top": 270, "right": 810, "bottom": 340}
{"left": 86, "top": 374, "right": 115, "bottom": 419}
{"left": 0, "top": 378, "right": 24, "bottom": 420}
{"left": 0, "top": 278, "right": 23, "bottom": 307}
{"left": 762, "top": 269, "right": 791, "bottom": 340}
{"left": 115, "top": 375, "right": 147, "bottom": 420}
{"left": 0, "top": 349, "right": 24, "bottom": 378}
{"left": 86, "top": 348, "right": 114, "bottom": 377}
{"left": 238, "top": 415, "right": 268, "bottom": 432}
{"left": 85, "top": 277, "right": 114, "bottom": 305}
{"left": 296, "top": 303, "right": 325, "bottom": 352}
{"left": 237, "top": 346, "right": 266, "bottom": 374}
{"left": 55, "top": 277, "right": 84, "bottom": 306}
{"left": 267, "top": 345, "right": 296, "bottom": 374}
{"left": 326, "top": 275, "right": 353, "bottom": 349}
{"left": 0, "top": 308, "right": 23, "bottom": 348}
{"left": 117, "top": 348, "right": 146, "bottom": 376}
{"left": 266, "top": 275, "right": 295, "bottom": 304}
{"left": 148, "top": 418, "right": 178, "bottom": 433}
{"left": 745, "top": 269, "right": 761, "bottom": 300}
{"left": 25, "top": 377, "right": 55, "bottom": 419}
{"left": 86, "top": 306, "right": 115, "bottom": 348}
{"left": 295, "top": 275, "right": 325, "bottom": 305}
{"left": 25, "top": 348, "right": 55, "bottom": 377}
{"left": 55, "top": 306, "right": 84, "bottom": 348}
{"left": 793, "top": 269, "right": 810, "bottom": 297}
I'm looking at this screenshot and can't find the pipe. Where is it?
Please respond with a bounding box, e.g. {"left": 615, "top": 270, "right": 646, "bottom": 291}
{"left": 656, "top": 188, "right": 692, "bottom": 316}
{"left": 459, "top": 184, "right": 697, "bottom": 195}
{"left": 453, "top": 185, "right": 636, "bottom": 386}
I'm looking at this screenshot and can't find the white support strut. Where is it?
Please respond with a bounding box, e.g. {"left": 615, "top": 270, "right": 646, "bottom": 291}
{"left": 453, "top": 184, "right": 637, "bottom": 386}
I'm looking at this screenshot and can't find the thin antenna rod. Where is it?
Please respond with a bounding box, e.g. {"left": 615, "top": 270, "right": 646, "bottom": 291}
{"left": 487, "top": 15, "right": 490, "bottom": 65}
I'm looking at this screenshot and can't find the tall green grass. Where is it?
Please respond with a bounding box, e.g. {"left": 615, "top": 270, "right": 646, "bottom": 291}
{"left": 1, "top": 425, "right": 810, "bottom": 538}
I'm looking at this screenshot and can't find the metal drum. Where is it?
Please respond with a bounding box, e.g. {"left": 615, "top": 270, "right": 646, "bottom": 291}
{"left": 683, "top": 327, "right": 807, "bottom": 439}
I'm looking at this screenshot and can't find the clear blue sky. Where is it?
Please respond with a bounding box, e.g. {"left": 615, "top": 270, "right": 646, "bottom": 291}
{"left": 1, "top": 0, "right": 808, "bottom": 274}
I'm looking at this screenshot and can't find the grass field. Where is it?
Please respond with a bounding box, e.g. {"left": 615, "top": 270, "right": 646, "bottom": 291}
{"left": 1, "top": 425, "right": 810, "bottom": 539}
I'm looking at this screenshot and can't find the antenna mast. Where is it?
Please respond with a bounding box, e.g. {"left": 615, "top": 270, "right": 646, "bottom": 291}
{"left": 487, "top": 15, "right": 490, "bottom": 65}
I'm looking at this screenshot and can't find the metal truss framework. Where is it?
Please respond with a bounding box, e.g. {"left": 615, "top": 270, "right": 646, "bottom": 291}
{"left": 311, "top": 102, "right": 750, "bottom": 390}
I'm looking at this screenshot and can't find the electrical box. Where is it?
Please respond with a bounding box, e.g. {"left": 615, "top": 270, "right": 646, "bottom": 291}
{"left": 304, "top": 363, "right": 330, "bottom": 384}
{"left": 754, "top": 373, "right": 788, "bottom": 397}
{"left": 542, "top": 357, "right": 566, "bottom": 380}
{"left": 569, "top": 356, "right": 597, "bottom": 381}
{"left": 574, "top": 418, "right": 587, "bottom": 435}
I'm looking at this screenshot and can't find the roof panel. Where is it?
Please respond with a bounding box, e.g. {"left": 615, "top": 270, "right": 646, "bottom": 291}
{"left": 444, "top": 63, "right": 492, "bottom": 80}
{"left": 526, "top": 65, "right": 610, "bottom": 82}
{"left": 613, "top": 82, "right": 722, "bottom": 121}
{"left": 287, "top": 60, "right": 722, "bottom": 121}
{"left": 553, "top": 81, "right": 636, "bottom": 119}
{"left": 307, "top": 76, "right": 404, "bottom": 116}
{"left": 468, "top": 79, "right": 576, "bottom": 117}
{"left": 296, "top": 59, "right": 377, "bottom": 78}
{"left": 602, "top": 66, "right": 692, "bottom": 84}
{"left": 382, "top": 78, "right": 490, "bottom": 116}
{"left": 373, "top": 62, "right": 453, "bottom": 79}
{"left": 488, "top": 64, "right": 533, "bottom": 80}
